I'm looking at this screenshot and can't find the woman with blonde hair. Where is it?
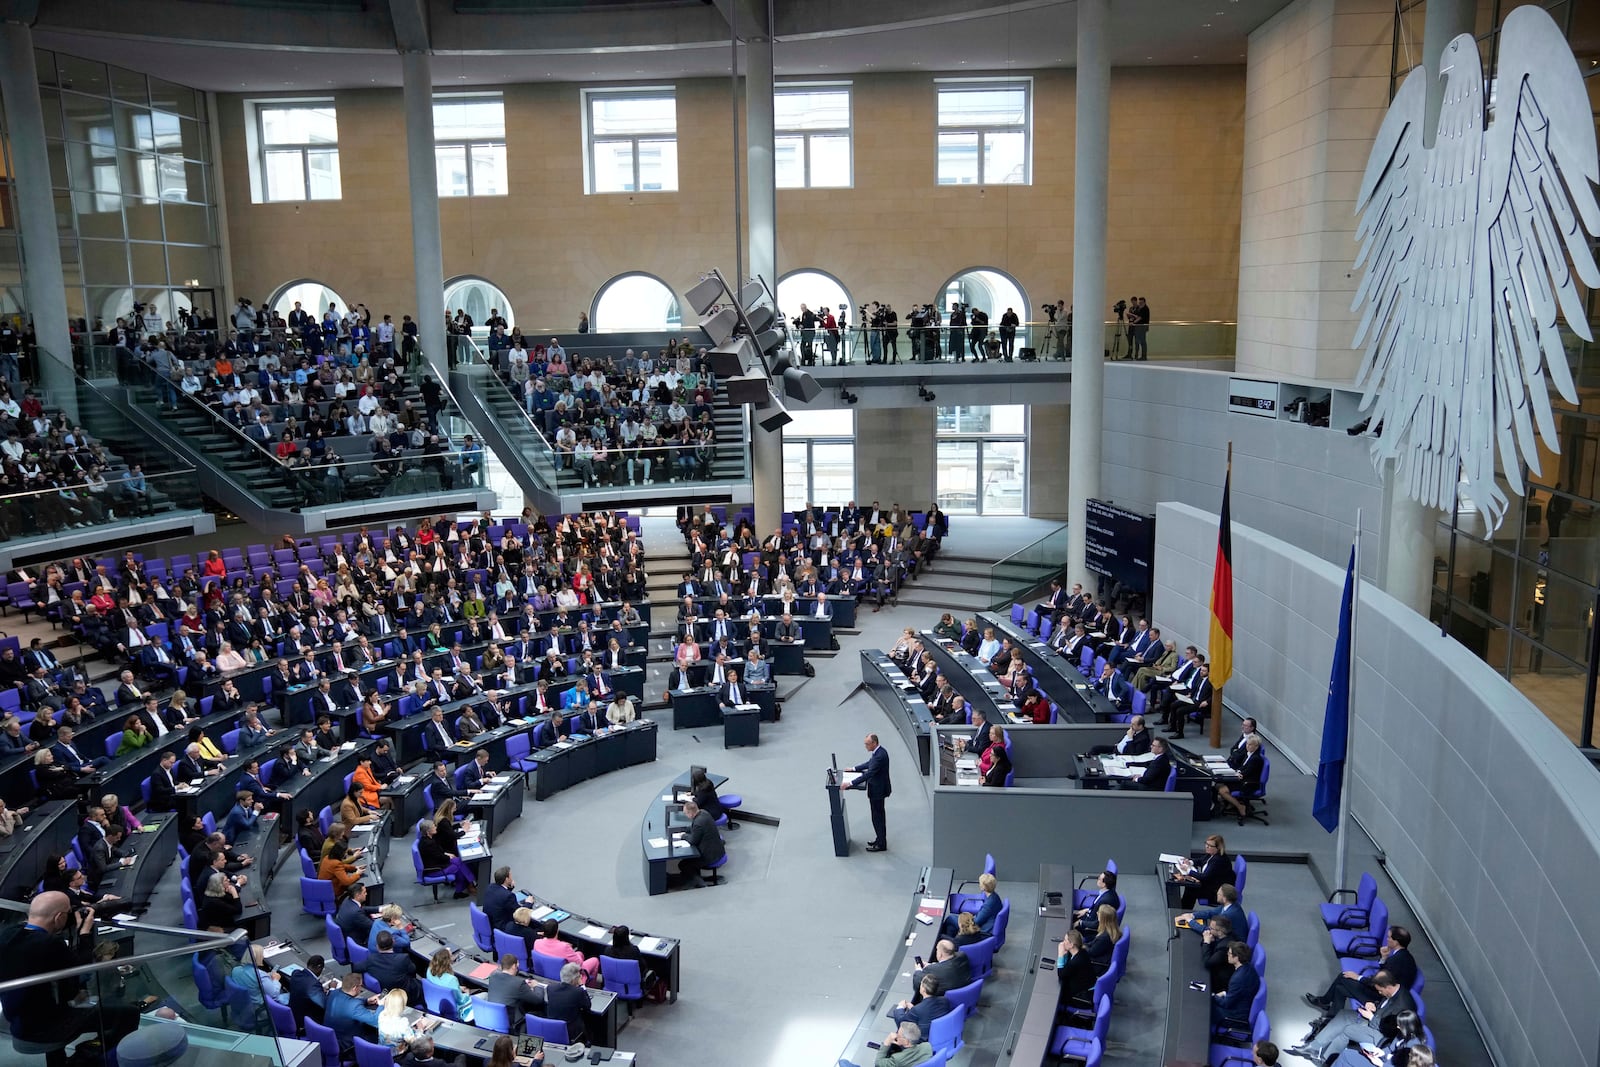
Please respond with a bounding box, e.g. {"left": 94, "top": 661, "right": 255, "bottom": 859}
{"left": 377, "top": 987, "right": 437, "bottom": 1045}
{"left": 1085, "top": 904, "right": 1121, "bottom": 968}
{"left": 952, "top": 911, "right": 987, "bottom": 948}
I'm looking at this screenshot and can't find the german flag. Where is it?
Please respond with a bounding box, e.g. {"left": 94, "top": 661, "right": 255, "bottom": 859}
{"left": 1208, "top": 467, "right": 1234, "bottom": 693}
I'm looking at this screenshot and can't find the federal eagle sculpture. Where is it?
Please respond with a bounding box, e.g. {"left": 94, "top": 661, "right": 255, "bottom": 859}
{"left": 1350, "top": 5, "right": 1599, "bottom": 534}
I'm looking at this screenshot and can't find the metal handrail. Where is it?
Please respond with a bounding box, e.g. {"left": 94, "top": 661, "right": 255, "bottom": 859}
{"left": 463, "top": 337, "right": 753, "bottom": 474}
{"left": 991, "top": 524, "right": 1066, "bottom": 574}
{"left": 0, "top": 913, "right": 243, "bottom": 994}
{"left": 126, "top": 358, "right": 483, "bottom": 478}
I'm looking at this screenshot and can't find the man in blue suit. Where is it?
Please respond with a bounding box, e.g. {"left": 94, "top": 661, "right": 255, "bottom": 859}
{"left": 1179, "top": 883, "right": 1246, "bottom": 938}
{"left": 1211, "top": 941, "right": 1259, "bottom": 1027}
{"left": 845, "top": 733, "right": 892, "bottom": 851}
{"left": 888, "top": 974, "right": 954, "bottom": 1034}
{"left": 458, "top": 749, "right": 493, "bottom": 792}
{"left": 285, "top": 954, "right": 329, "bottom": 1024}
{"left": 335, "top": 882, "right": 375, "bottom": 946}
{"left": 221, "top": 790, "right": 262, "bottom": 844}
{"left": 324, "top": 972, "right": 381, "bottom": 1052}
{"left": 482, "top": 866, "right": 521, "bottom": 933}
{"left": 51, "top": 726, "right": 108, "bottom": 773}
{"left": 1073, "top": 870, "right": 1121, "bottom": 935}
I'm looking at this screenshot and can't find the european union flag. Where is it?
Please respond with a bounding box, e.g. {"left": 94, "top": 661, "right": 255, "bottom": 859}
{"left": 1313, "top": 546, "right": 1356, "bottom": 834}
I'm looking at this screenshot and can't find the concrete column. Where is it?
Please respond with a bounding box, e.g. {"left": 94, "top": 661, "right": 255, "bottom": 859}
{"left": 745, "top": 34, "right": 783, "bottom": 534}
{"left": 399, "top": 50, "right": 448, "bottom": 381}
{"left": 1421, "top": 0, "right": 1475, "bottom": 145}
{"left": 1065, "top": 0, "right": 1109, "bottom": 587}
{"left": 0, "top": 21, "right": 77, "bottom": 416}
{"left": 1379, "top": 461, "right": 1434, "bottom": 615}
{"left": 1378, "top": 0, "right": 1473, "bottom": 615}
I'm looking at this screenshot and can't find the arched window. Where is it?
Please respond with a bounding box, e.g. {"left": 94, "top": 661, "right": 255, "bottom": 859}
{"left": 443, "top": 276, "right": 514, "bottom": 328}
{"left": 936, "top": 267, "right": 1027, "bottom": 325}
{"left": 591, "top": 272, "right": 681, "bottom": 332}
{"left": 777, "top": 269, "right": 853, "bottom": 328}
{"left": 269, "top": 278, "right": 350, "bottom": 321}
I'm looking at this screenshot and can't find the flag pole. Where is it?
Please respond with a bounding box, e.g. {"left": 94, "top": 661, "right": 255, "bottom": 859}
{"left": 1209, "top": 442, "right": 1233, "bottom": 749}
{"left": 1334, "top": 511, "right": 1360, "bottom": 890}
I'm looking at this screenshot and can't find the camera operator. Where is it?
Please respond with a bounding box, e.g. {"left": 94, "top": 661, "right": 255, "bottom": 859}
{"left": 1053, "top": 301, "right": 1070, "bottom": 359}
{"left": 0, "top": 891, "right": 141, "bottom": 1052}
{"left": 1128, "top": 296, "right": 1150, "bottom": 360}
{"left": 1112, "top": 298, "right": 1129, "bottom": 359}
{"left": 967, "top": 305, "right": 989, "bottom": 361}
{"left": 882, "top": 303, "right": 899, "bottom": 363}
{"left": 864, "top": 303, "right": 882, "bottom": 364}
{"left": 923, "top": 304, "right": 943, "bottom": 363}
{"left": 905, "top": 304, "right": 925, "bottom": 364}
{"left": 947, "top": 303, "right": 966, "bottom": 362}
{"left": 232, "top": 298, "right": 255, "bottom": 341}
{"left": 794, "top": 304, "right": 817, "bottom": 366}
{"left": 999, "top": 307, "right": 1019, "bottom": 361}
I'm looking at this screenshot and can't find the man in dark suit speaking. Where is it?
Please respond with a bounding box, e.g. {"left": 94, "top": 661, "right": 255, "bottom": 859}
{"left": 845, "top": 733, "right": 892, "bottom": 852}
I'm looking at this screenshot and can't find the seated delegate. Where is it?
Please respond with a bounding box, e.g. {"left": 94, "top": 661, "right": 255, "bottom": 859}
{"left": 1215, "top": 736, "right": 1266, "bottom": 822}
{"left": 941, "top": 872, "right": 999, "bottom": 937}
{"left": 980, "top": 733, "right": 1012, "bottom": 787}
{"left": 1171, "top": 833, "right": 1232, "bottom": 910}
{"left": 1086, "top": 715, "right": 1152, "bottom": 758}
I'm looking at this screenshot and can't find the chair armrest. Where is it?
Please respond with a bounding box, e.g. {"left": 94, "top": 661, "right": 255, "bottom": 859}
{"left": 1326, "top": 888, "right": 1359, "bottom": 903}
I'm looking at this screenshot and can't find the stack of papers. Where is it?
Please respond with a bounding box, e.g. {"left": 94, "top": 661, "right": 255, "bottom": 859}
{"left": 529, "top": 904, "right": 556, "bottom": 920}
{"left": 647, "top": 837, "right": 669, "bottom": 849}
{"left": 395, "top": 776, "right": 415, "bottom": 785}
{"left": 639, "top": 936, "right": 667, "bottom": 953}
{"left": 917, "top": 897, "right": 945, "bottom": 920}
{"left": 340, "top": 741, "right": 357, "bottom": 751}
{"left": 1098, "top": 758, "right": 1139, "bottom": 779}
{"left": 578, "top": 924, "right": 608, "bottom": 940}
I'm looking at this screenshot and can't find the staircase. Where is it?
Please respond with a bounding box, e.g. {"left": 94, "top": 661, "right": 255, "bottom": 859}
{"left": 453, "top": 357, "right": 752, "bottom": 515}
{"left": 893, "top": 552, "right": 1059, "bottom": 614}
{"left": 125, "top": 382, "right": 304, "bottom": 510}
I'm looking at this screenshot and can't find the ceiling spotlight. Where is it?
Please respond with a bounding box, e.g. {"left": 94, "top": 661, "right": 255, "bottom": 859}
{"left": 917, "top": 384, "right": 937, "bottom": 403}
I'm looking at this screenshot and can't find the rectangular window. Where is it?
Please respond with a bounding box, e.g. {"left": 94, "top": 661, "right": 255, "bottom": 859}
{"left": 936, "top": 80, "right": 1031, "bottom": 186}
{"left": 433, "top": 95, "right": 508, "bottom": 198}
{"left": 252, "top": 102, "right": 340, "bottom": 202}
{"left": 936, "top": 404, "right": 1027, "bottom": 514}
{"left": 775, "top": 85, "right": 851, "bottom": 188}
{"left": 584, "top": 89, "right": 677, "bottom": 194}
{"left": 782, "top": 409, "right": 856, "bottom": 509}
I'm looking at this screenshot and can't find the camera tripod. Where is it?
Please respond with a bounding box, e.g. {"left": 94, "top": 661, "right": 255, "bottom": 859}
{"left": 1109, "top": 320, "right": 1126, "bottom": 360}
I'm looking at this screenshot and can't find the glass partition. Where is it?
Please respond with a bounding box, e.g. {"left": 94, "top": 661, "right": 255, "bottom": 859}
{"left": 0, "top": 902, "right": 287, "bottom": 1064}
{"left": 988, "top": 524, "right": 1068, "bottom": 610}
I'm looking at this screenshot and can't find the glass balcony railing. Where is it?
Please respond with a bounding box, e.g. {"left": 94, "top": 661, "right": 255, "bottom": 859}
{"left": 0, "top": 901, "right": 288, "bottom": 1064}
{"left": 989, "top": 524, "right": 1068, "bottom": 610}
{"left": 0, "top": 365, "right": 205, "bottom": 545}
{"left": 802, "top": 319, "right": 1237, "bottom": 365}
